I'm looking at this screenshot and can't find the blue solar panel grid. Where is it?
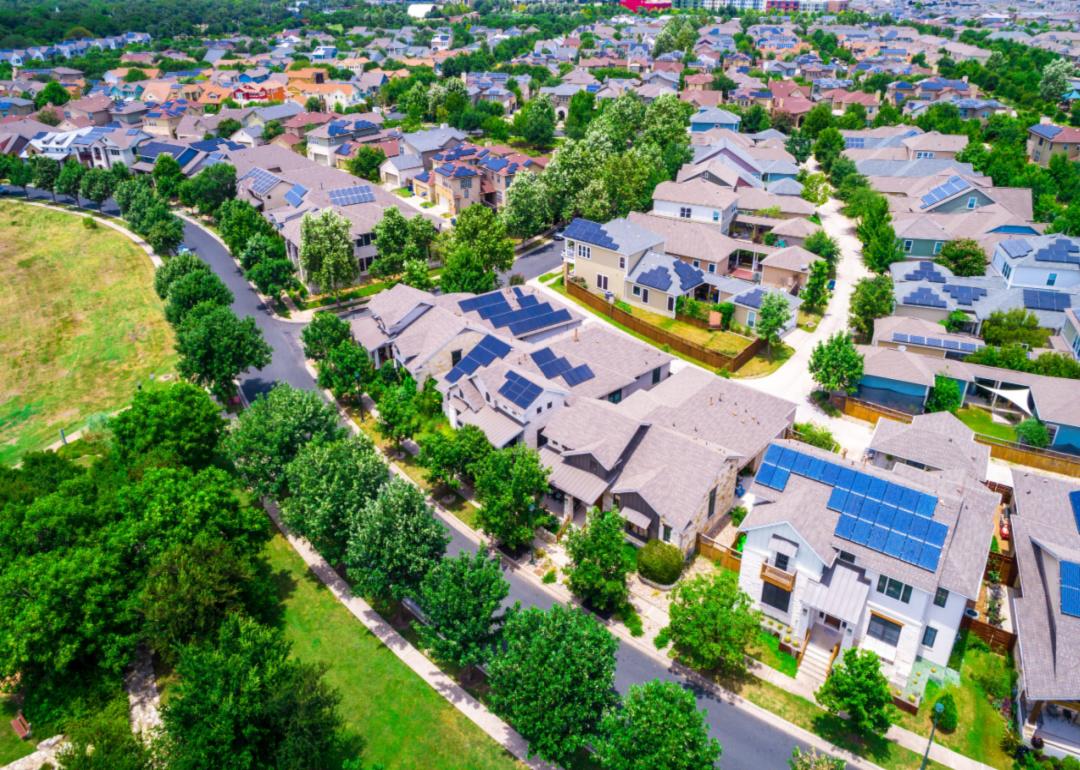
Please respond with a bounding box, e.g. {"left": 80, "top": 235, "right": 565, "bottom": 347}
{"left": 942, "top": 284, "right": 988, "bottom": 306}
{"left": 328, "top": 185, "right": 375, "bottom": 206}
{"left": 1023, "top": 289, "right": 1071, "bottom": 312}
{"left": 498, "top": 371, "right": 543, "bottom": 409}
{"left": 904, "top": 262, "right": 946, "bottom": 283}
{"left": 1033, "top": 238, "right": 1080, "bottom": 265}
{"left": 904, "top": 287, "right": 948, "bottom": 309}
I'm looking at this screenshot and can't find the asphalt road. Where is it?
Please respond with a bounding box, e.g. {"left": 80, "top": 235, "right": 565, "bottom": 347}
{"left": 6, "top": 187, "right": 809, "bottom": 768}
{"left": 501, "top": 238, "right": 565, "bottom": 283}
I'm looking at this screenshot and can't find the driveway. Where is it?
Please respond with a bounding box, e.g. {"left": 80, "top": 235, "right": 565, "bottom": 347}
{"left": 500, "top": 238, "right": 564, "bottom": 284}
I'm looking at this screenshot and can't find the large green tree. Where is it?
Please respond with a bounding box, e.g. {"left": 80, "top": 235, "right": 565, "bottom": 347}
{"left": 809, "top": 332, "right": 864, "bottom": 394}
{"left": 816, "top": 648, "right": 894, "bottom": 739}
{"left": 316, "top": 340, "right": 374, "bottom": 404}
{"left": 800, "top": 259, "right": 831, "bottom": 312}
{"left": 152, "top": 153, "right": 184, "bottom": 200}
{"left": 224, "top": 383, "right": 345, "bottom": 499}
{"left": 488, "top": 605, "right": 618, "bottom": 766}
{"left": 301, "top": 310, "right": 353, "bottom": 361}
{"left": 110, "top": 381, "right": 225, "bottom": 469}
{"left": 664, "top": 571, "right": 760, "bottom": 673}
{"left": 501, "top": 169, "right": 551, "bottom": 239}
{"left": 165, "top": 268, "right": 234, "bottom": 325}
{"left": 474, "top": 444, "right": 549, "bottom": 551}
{"left": 566, "top": 507, "right": 634, "bottom": 613}
{"left": 175, "top": 302, "right": 271, "bottom": 401}
{"left": 935, "top": 238, "right": 985, "bottom": 277}
{"left": 416, "top": 550, "right": 509, "bottom": 671}
{"left": 159, "top": 615, "right": 342, "bottom": 770}
{"left": 56, "top": 157, "right": 85, "bottom": 205}
{"left": 981, "top": 308, "right": 1050, "bottom": 348}
{"left": 849, "top": 275, "right": 894, "bottom": 340}
{"left": 345, "top": 477, "right": 449, "bottom": 601}
{"left": 512, "top": 95, "right": 556, "bottom": 149}
{"left": 155, "top": 251, "right": 210, "bottom": 299}
{"left": 345, "top": 145, "right": 387, "bottom": 182}
{"left": 755, "top": 293, "right": 791, "bottom": 357}
{"left": 79, "top": 167, "right": 113, "bottom": 209}
{"left": 300, "top": 209, "right": 358, "bottom": 295}
{"left": 595, "top": 680, "right": 721, "bottom": 770}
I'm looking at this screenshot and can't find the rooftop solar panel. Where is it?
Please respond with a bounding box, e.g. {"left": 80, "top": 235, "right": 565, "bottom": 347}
{"left": 1071, "top": 490, "right": 1080, "bottom": 534}
{"left": 328, "top": 184, "right": 375, "bottom": 206}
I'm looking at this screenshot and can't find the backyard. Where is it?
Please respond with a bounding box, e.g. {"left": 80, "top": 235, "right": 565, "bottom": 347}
{"left": 266, "top": 534, "right": 523, "bottom": 770}
{"left": 0, "top": 695, "right": 34, "bottom": 765}
{"left": 955, "top": 405, "right": 1018, "bottom": 443}
{"left": 0, "top": 200, "right": 176, "bottom": 465}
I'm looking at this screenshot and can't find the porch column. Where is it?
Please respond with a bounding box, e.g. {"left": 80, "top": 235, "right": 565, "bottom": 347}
{"left": 563, "top": 494, "right": 574, "bottom": 522}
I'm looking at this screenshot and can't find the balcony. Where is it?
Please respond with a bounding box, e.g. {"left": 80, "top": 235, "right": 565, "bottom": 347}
{"left": 761, "top": 561, "right": 796, "bottom": 592}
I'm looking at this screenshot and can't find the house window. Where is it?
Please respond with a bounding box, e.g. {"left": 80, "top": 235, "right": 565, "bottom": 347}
{"left": 632, "top": 285, "right": 641, "bottom": 296}
{"left": 662, "top": 524, "right": 672, "bottom": 542}
{"left": 774, "top": 553, "right": 790, "bottom": 572}
{"left": 761, "top": 582, "right": 791, "bottom": 613}
{"left": 867, "top": 614, "right": 903, "bottom": 646}
{"left": 933, "top": 241, "right": 943, "bottom": 255}
{"left": 922, "top": 626, "right": 938, "bottom": 648}
{"left": 877, "top": 575, "right": 913, "bottom": 603}
{"left": 607, "top": 390, "right": 622, "bottom": 404}
{"left": 651, "top": 366, "right": 662, "bottom": 384}
{"left": 1002, "top": 262, "right": 1012, "bottom": 280}
{"left": 713, "top": 210, "right": 720, "bottom": 222}
{"left": 903, "top": 240, "right": 913, "bottom": 253}
{"left": 708, "top": 488, "right": 717, "bottom": 518}
{"left": 966, "top": 196, "right": 978, "bottom": 209}
{"left": 747, "top": 310, "right": 756, "bottom": 328}
{"left": 451, "top": 349, "right": 462, "bottom": 366}
{"left": 692, "top": 260, "right": 700, "bottom": 268}
{"left": 641, "top": 288, "right": 650, "bottom": 303}
{"left": 577, "top": 244, "right": 591, "bottom": 260}
{"left": 619, "top": 256, "right": 626, "bottom": 269}
{"left": 838, "top": 550, "right": 856, "bottom": 564}
{"left": 667, "top": 296, "right": 675, "bottom": 312}
{"left": 915, "top": 151, "right": 935, "bottom": 159}
{"left": 597, "top": 274, "right": 609, "bottom": 291}
{"left": 679, "top": 206, "right": 692, "bottom": 219}
{"left": 1048, "top": 273, "right": 1057, "bottom": 286}
{"left": 708, "top": 263, "right": 716, "bottom": 273}
{"left": 934, "top": 587, "right": 949, "bottom": 607}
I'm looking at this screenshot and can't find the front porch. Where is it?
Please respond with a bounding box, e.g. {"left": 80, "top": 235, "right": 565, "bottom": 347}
{"left": 1022, "top": 699, "right": 1080, "bottom": 759}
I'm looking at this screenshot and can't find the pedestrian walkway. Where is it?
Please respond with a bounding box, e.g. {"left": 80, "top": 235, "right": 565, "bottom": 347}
{"left": 125, "top": 646, "right": 162, "bottom": 742}
{"left": 0, "top": 736, "right": 66, "bottom": 770}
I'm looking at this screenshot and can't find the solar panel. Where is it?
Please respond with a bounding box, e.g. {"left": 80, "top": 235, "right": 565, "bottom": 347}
{"left": 498, "top": 371, "right": 542, "bottom": 409}
{"left": 959, "top": 342, "right": 978, "bottom": 353}
{"left": 1071, "top": 490, "right": 1080, "bottom": 534}
{"left": 444, "top": 334, "right": 512, "bottom": 383}
{"left": 904, "top": 262, "right": 947, "bottom": 283}
{"left": 637, "top": 266, "right": 673, "bottom": 291}
{"left": 1000, "top": 239, "right": 1033, "bottom": 259}
{"left": 942, "top": 284, "right": 988, "bottom": 306}
{"left": 1023, "top": 289, "right": 1071, "bottom": 311}
{"left": 1033, "top": 238, "right": 1080, "bottom": 265}
{"left": 459, "top": 292, "right": 507, "bottom": 313}
{"left": 328, "top": 185, "right": 375, "bottom": 207}
{"left": 563, "top": 364, "right": 595, "bottom": 386}
{"left": 904, "top": 287, "right": 948, "bottom": 309}
{"left": 893, "top": 333, "right": 909, "bottom": 344}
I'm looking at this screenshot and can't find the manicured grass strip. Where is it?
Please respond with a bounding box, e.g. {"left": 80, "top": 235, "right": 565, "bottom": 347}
{"left": 265, "top": 535, "right": 523, "bottom": 770}
{"left": 0, "top": 200, "right": 176, "bottom": 465}
{"left": 731, "top": 344, "right": 794, "bottom": 378}
{"left": 751, "top": 630, "right": 798, "bottom": 678}
{"left": 955, "top": 406, "right": 1018, "bottom": 443}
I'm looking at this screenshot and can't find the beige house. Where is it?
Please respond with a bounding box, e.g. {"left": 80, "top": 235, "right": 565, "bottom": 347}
{"left": 759, "top": 245, "right": 819, "bottom": 293}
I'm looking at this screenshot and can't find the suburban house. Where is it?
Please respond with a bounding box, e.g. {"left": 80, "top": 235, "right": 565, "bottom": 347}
{"left": 740, "top": 438, "right": 997, "bottom": 688}
{"left": 690, "top": 107, "right": 741, "bottom": 132}
{"left": 866, "top": 411, "right": 991, "bottom": 484}
{"left": 305, "top": 118, "right": 381, "bottom": 167}
{"left": 410, "top": 143, "right": 543, "bottom": 213}
{"left": 1009, "top": 471, "right": 1080, "bottom": 758}
{"left": 1027, "top": 122, "right": 1080, "bottom": 167}
{"left": 400, "top": 126, "right": 466, "bottom": 168}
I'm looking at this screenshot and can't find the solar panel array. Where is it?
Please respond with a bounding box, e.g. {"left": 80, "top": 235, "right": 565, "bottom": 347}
{"left": 563, "top": 219, "right": 619, "bottom": 251}
{"left": 904, "top": 287, "right": 947, "bottom": 308}
{"left": 904, "top": 262, "right": 946, "bottom": 283}
{"left": 498, "top": 371, "right": 543, "bottom": 409}
{"left": 328, "top": 185, "right": 375, "bottom": 207}
{"left": 284, "top": 183, "right": 308, "bottom": 208}
{"left": 942, "top": 284, "right": 988, "bottom": 306}
{"left": 673, "top": 260, "right": 706, "bottom": 291}
{"left": 637, "top": 266, "right": 673, "bottom": 291}
{"left": 530, "top": 348, "right": 595, "bottom": 387}
{"left": 1070, "top": 489, "right": 1080, "bottom": 534}
{"left": 1000, "top": 239, "right": 1033, "bottom": 259}
{"left": 1033, "top": 238, "right": 1080, "bottom": 265}
{"left": 919, "top": 175, "right": 970, "bottom": 209}
{"left": 244, "top": 167, "right": 282, "bottom": 195}
{"left": 1023, "top": 289, "right": 1071, "bottom": 312}
{"left": 892, "top": 332, "right": 979, "bottom": 353}
{"left": 1062, "top": 561, "right": 1080, "bottom": 619}
{"left": 445, "top": 334, "right": 512, "bottom": 384}
{"left": 755, "top": 444, "right": 946, "bottom": 572}
{"left": 457, "top": 292, "right": 573, "bottom": 337}
{"left": 845, "top": 137, "right": 865, "bottom": 149}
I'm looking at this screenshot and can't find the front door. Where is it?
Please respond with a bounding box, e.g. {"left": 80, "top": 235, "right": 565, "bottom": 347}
{"left": 824, "top": 614, "right": 842, "bottom": 630}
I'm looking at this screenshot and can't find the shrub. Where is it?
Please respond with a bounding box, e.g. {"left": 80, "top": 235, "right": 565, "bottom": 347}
{"left": 636, "top": 539, "right": 684, "bottom": 585}
{"left": 82, "top": 216, "right": 98, "bottom": 230}
{"left": 793, "top": 421, "right": 840, "bottom": 452}
{"left": 1016, "top": 418, "right": 1050, "bottom": 448}
{"left": 542, "top": 569, "right": 557, "bottom": 584}
{"left": 713, "top": 301, "right": 735, "bottom": 330}
{"left": 654, "top": 627, "right": 671, "bottom": 649}
{"left": 676, "top": 295, "right": 707, "bottom": 321}
{"left": 730, "top": 505, "right": 748, "bottom": 527}
{"left": 935, "top": 692, "right": 958, "bottom": 732}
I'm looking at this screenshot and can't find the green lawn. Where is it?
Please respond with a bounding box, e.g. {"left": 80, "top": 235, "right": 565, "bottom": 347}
{"left": 731, "top": 343, "right": 794, "bottom": 378}
{"left": 266, "top": 535, "right": 522, "bottom": 770}
{"left": 0, "top": 696, "right": 35, "bottom": 765}
{"left": 955, "top": 406, "right": 1018, "bottom": 443}
{"left": 0, "top": 200, "right": 176, "bottom": 465}
{"left": 797, "top": 309, "right": 822, "bottom": 332}
{"left": 750, "top": 630, "right": 799, "bottom": 678}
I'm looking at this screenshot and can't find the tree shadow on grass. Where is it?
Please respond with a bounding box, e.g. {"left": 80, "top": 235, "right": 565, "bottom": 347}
{"left": 811, "top": 712, "right": 894, "bottom": 764}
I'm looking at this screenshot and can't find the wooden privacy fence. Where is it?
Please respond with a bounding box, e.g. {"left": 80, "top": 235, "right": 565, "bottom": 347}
{"left": 565, "top": 280, "right": 764, "bottom": 372}
{"left": 832, "top": 395, "right": 914, "bottom": 425}
{"left": 961, "top": 614, "right": 1016, "bottom": 654}
{"left": 697, "top": 533, "right": 743, "bottom": 573}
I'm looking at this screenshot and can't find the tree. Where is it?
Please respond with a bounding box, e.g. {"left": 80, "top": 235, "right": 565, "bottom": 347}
{"left": 159, "top": 615, "right": 341, "bottom": 770}
{"left": 346, "top": 477, "right": 448, "bottom": 601}
{"left": 302, "top": 311, "right": 353, "bottom": 362}
{"left": 809, "top": 333, "right": 864, "bottom": 394}
{"left": 789, "top": 747, "right": 846, "bottom": 770}
{"left": 1016, "top": 418, "right": 1051, "bottom": 448}
{"left": 376, "top": 378, "right": 420, "bottom": 445}
{"left": 756, "top": 293, "right": 791, "bottom": 357}
{"left": 218, "top": 199, "right": 273, "bottom": 255}
{"left": 110, "top": 381, "right": 225, "bottom": 469}
{"left": 512, "top": 95, "right": 556, "bottom": 148}
{"left": 936, "top": 239, "right": 985, "bottom": 277}
{"left": 981, "top": 309, "right": 1050, "bottom": 348}
{"left": 153, "top": 154, "right": 184, "bottom": 200}
{"left": 802, "top": 103, "right": 835, "bottom": 139}
{"left": 812, "top": 127, "right": 845, "bottom": 172}
{"left": 565, "top": 507, "right": 634, "bottom": 613}
{"left": 262, "top": 119, "right": 284, "bottom": 141}
{"left": 401, "top": 258, "right": 433, "bottom": 290}
{"left": 283, "top": 435, "right": 387, "bottom": 565}
{"left": 418, "top": 425, "right": 491, "bottom": 491}
{"left": 30, "top": 155, "right": 60, "bottom": 200}
{"left": 925, "top": 374, "right": 962, "bottom": 414}
{"left": 175, "top": 303, "right": 272, "bottom": 401}
{"left": 34, "top": 81, "right": 71, "bottom": 110}
{"left": 816, "top": 648, "right": 893, "bottom": 739}
{"left": 742, "top": 103, "right": 771, "bottom": 134}
{"left": 446, "top": 203, "right": 514, "bottom": 273}
{"left": 800, "top": 172, "right": 831, "bottom": 206}
{"left": 501, "top": 170, "right": 551, "bottom": 239}
{"left": 248, "top": 257, "right": 295, "bottom": 298}
{"left": 785, "top": 130, "right": 812, "bottom": 164}
{"left": 345, "top": 145, "right": 387, "bottom": 182}
{"left": 849, "top": 275, "right": 894, "bottom": 339}
{"left": 474, "top": 444, "right": 549, "bottom": 551}
{"left": 145, "top": 212, "right": 185, "bottom": 255}
{"left": 416, "top": 551, "right": 509, "bottom": 671}
{"left": 488, "top": 605, "right": 618, "bottom": 766}
{"left": 370, "top": 206, "right": 412, "bottom": 277}
{"left": 305, "top": 95, "right": 323, "bottom": 112}
{"left": 564, "top": 89, "right": 595, "bottom": 140}
{"left": 56, "top": 157, "right": 85, "bottom": 205}
{"left": 595, "top": 680, "right": 721, "bottom": 770}
{"left": 804, "top": 229, "right": 840, "bottom": 270}
{"left": 155, "top": 251, "right": 210, "bottom": 299}
{"left": 79, "top": 167, "right": 113, "bottom": 209}
{"left": 300, "top": 209, "right": 357, "bottom": 295}
{"left": 181, "top": 163, "right": 236, "bottom": 216}
{"left": 1040, "top": 58, "right": 1075, "bottom": 103}
{"left": 56, "top": 701, "right": 151, "bottom": 770}
{"left": 663, "top": 571, "right": 760, "bottom": 673}
{"left": 800, "top": 259, "right": 831, "bottom": 312}
{"left": 712, "top": 72, "right": 738, "bottom": 96}
{"left": 224, "top": 383, "right": 345, "bottom": 499}
{"left": 215, "top": 117, "right": 242, "bottom": 138}
{"left": 239, "top": 233, "right": 285, "bottom": 271}
{"left": 316, "top": 339, "right": 373, "bottom": 404}
{"left": 165, "top": 268, "right": 234, "bottom": 325}
{"left": 6, "top": 157, "right": 33, "bottom": 193}
{"left": 439, "top": 242, "right": 497, "bottom": 294}
{"left": 942, "top": 309, "right": 968, "bottom": 333}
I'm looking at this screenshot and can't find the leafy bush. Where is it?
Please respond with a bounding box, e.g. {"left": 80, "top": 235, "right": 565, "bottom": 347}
{"left": 1016, "top": 418, "right": 1050, "bottom": 448}
{"left": 968, "top": 649, "right": 1014, "bottom": 700}
{"left": 935, "top": 692, "right": 958, "bottom": 732}
{"left": 730, "top": 506, "right": 748, "bottom": 527}
{"left": 542, "top": 569, "right": 557, "bottom": 584}
{"left": 793, "top": 421, "right": 840, "bottom": 452}
{"left": 712, "top": 301, "right": 735, "bottom": 330}
{"left": 676, "top": 295, "right": 707, "bottom": 321}
{"left": 636, "top": 539, "right": 684, "bottom": 585}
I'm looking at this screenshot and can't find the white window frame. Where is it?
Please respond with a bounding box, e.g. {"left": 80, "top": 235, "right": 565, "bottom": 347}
{"left": 903, "top": 239, "right": 913, "bottom": 253}
{"left": 577, "top": 243, "right": 591, "bottom": 259}
{"left": 932, "top": 241, "right": 943, "bottom": 255}
{"left": 618, "top": 256, "right": 626, "bottom": 269}
{"left": 966, "top": 196, "right": 978, "bottom": 210}
{"left": 596, "top": 273, "right": 609, "bottom": 291}
{"left": 747, "top": 310, "right": 756, "bottom": 328}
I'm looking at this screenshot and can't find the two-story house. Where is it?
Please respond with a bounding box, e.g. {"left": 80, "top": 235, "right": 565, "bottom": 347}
{"left": 1027, "top": 122, "right": 1080, "bottom": 167}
